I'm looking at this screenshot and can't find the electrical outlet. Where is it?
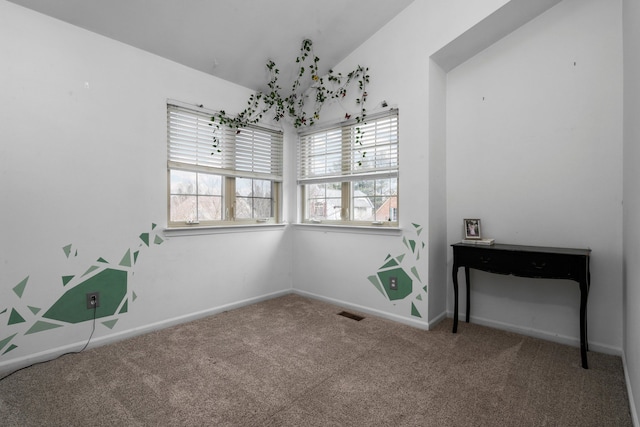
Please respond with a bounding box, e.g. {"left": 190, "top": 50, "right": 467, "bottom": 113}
{"left": 86, "top": 292, "right": 100, "bottom": 309}
{"left": 389, "top": 277, "right": 398, "bottom": 291}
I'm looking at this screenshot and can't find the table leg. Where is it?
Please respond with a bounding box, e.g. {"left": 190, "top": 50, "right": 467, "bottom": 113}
{"left": 465, "top": 267, "right": 471, "bottom": 323}
{"left": 579, "top": 279, "right": 589, "bottom": 369}
{"left": 452, "top": 266, "right": 459, "bottom": 333}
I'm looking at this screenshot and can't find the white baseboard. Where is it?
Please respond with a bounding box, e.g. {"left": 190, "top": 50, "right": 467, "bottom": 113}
{"left": 293, "top": 289, "right": 431, "bottom": 330}
{"left": 0, "top": 289, "right": 291, "bottom": 377}
{"left": 623, "top": 352, "right": 640, "bottom": 427}
{"left": 428, "top": 310, "right": 448, "bottom": 328}
{"left": 447, "top": 311, "right": 622, "bottom": 356}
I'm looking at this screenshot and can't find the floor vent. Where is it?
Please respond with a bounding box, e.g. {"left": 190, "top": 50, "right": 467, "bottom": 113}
{"left": 337, "top": 311, "right": 364, "bottom": 321}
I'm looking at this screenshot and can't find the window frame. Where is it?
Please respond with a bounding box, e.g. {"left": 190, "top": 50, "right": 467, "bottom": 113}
{"left": 167, "top": 101, "right": 283, "bottom": 228}
{"left": 297, "top": 109, "right": 399, "bottom": 227}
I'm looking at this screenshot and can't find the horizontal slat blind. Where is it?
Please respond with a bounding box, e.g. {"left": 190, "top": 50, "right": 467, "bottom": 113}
{"left": 298, "top": 110, "right": 398, "bottom": 183}
{"left": 168, "top": 104, "right": 283, "bottom": 180}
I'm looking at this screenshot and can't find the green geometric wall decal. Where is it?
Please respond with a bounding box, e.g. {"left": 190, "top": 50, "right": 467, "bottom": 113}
{"left": 119, "top": 299, "right": 128, "bottom": 314}
{"left": 411, "top": 266, "right": 421, "bottom": 283}
{"left": 133, "top": 251, "right": 140, "bottom": 264}
{"left": 0, "top": 334, "right": 17, "bottom": 352}
{"left": 367, "top": 275, "right": 387, "bottom": 297}
{"left": 0, "top": 308, "right": 6, "bottom": 315}
{"left": 102, "top": 319, "right": 118, "bottom": 329}
{"left": 82, "top": 265, "right": 100, "bottom": 277}
{"left": 25, "top": 320, "right": 63, "bottom": 334}
{"left": 62, "top": 275, "right": 75, "bottom": 286}
{"left": 119, "top": 249, "right": 132, "bottom": 267}
{"left": 396, "top": 254, "right": 405, "bottom": 263}
{"left": 377, "top": 268, "right": 412, "bottom": 300}
{"left": 27, "top": 306, "right": 41, "bottom": 315}
{"left": 423, "top": 285, "right": 427, "bottom": 292}
{"left": 408, "top": 240, "right": 417, "bottom": 253}
{"left": 402, "top": 237, "right": 408, "bottom": 249}
{"left": 13, "top": 276, "right": 28, "bottom": 298}
{"left": 416, "top": 294, "right": 423, "bottom": 301}
{"left": 8, "top": 308, "right": 26, "bottom": 325}
{"left": 154, "top": 235, "right": 164, "bottom": 245}
{"left": 412, "top": 223, "right": 420, "bottom": 229}
{"left": 3, "top": 344, "right": 18, "bottom": 355}
{"left": 381, "top": 258, "right": 399, "bottom": 269}
{"left": 97, "top": 257, "right": 109, "bottom": 263}
{"left": 385, "top": 254, "right": 392, "bottom": 261}
{"left": 63, "top": 244, "right": 73, "bottom": 258}
{"left": 411, "top": 302, "right": 422, "bottom": 318}
{"left": 152, "top": 223, "right": 157, "bottom": 230}
{"left": 140, "top": 233, "right": 150, "bottom": 247}
{"left": 132, "top": 291, "right": 138, "bottom": 302}
{"left": 43, "top": 268, "right": 127, "bottom": 324}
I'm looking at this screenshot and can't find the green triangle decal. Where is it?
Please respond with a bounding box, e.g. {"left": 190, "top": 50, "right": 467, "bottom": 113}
{"left": 151, "top": 223, "right": 157, "bottom": 230}
{"left": 381, "top": 259, "right": 399, "bottom": 269}
{"left": 119, "top": 249, "right": 132, "bottom": 267}
{"left": 132, "top": 291, "right": 138, "bottom": 302}
{"left": 397, "top": 254, "right": 405, "bottom": 263}
{"left": 3, "top": 344, "right": 18, "bottom": 355}
{"left": 411, "top": 266, "right": 421, "bottom": 283}
{"left": 102, "top": 319, "right": 119, "bottom": 329}
{"left": 8, "top": 308, "right": 26, "bottom": 325}
{"left": 133, "top": 251, "right": 140, "bottom": 264}
{"left": 0, "top": 308, "right": 6, "bottom": 315}
{"left": 25, "top": 321, "right": 63, "bottom": 335}
{"left": 139, "top": 233, "right": 150, "bottom": 247}
{"left": 119, "top": 299, "right": 128, "bottom": 314}
{"left": 28, "top": 306, "right": 41, "bottom": 315}
{"left": 423, "top": 285, "right": 428, "bottom": 293}
{"left": 13, "top": 276, "right": 28, "bottom": 298}
{"left": 62, "top": 275, "right": 75, "bottom": 286}
{"left": 63, "top": 244, "right": 72, "bottom": 258}
{"left": 367, "top": 275, "right": 387, "bottom": 297}
{"left": 416, "top": 294, "right": 423, "bottom": 301}
{"left": 83, "top": 265, "right": 100, "bottom": 277}
{"left": 0, "top": 333, "right": 17, "bottom": 352}
{"left": 411, "top": 302, "right": 422, "bottom": 318}
{"left": 97, "top": 257, "right": 109, "bottom": 263}
{"left": 154, "top": 235, "right": 164, "bottom": 245}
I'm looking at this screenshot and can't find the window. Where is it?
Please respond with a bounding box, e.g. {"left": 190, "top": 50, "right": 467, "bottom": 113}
{"left": 298, "top": 110, "right": 399, "bottom": 226}
{"left": 167, "top": 102, "right": 283, "bottom": 226}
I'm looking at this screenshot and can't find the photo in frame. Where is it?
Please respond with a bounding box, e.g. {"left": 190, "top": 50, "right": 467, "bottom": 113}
{"left": 464, "top": 218, "right": 482, "bottom": 239}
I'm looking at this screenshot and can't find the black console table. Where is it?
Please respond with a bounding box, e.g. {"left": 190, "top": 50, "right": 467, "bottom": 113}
{"left": 451, "top": 242, "right": 591, "bottom": 368}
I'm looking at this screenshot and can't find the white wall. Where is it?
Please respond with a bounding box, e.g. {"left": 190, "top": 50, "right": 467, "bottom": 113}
{"left": 0, "top": 1, "right": 292, "bottom": 372}
{"left": 447, "top": 0, "right": 623, "bottom": 352}
{"left": 291, "top": 0, "right": 513, "bottom": 326}
{"left": 623, "top": 0, "right": 640, "bottom": 423}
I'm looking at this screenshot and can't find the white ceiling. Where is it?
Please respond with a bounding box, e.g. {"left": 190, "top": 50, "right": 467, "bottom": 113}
{"left": 8, "top": 0, "right": 415, "bottom": 92}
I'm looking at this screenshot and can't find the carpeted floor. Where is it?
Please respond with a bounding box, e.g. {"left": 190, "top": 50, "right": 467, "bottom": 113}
{"left": 0, "top": 294, "right": 632, "bottom": 426}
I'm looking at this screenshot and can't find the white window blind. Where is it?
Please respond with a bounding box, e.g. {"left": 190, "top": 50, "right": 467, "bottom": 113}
{"left": 168, "top": 103, "right": 283, "bottom": 180}
{"left": 298, "top": 110, "right": 398, "bottom": 184}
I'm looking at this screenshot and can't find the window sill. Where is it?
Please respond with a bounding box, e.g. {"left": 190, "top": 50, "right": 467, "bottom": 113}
{"left": 293, "top": 223, "right": 403, "bottom": 236}
{"left": 164, "top": 223, "right": 287, "bottom": 237}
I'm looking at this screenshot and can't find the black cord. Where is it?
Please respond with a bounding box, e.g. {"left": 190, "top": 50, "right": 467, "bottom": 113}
{"left": 0, "top": 304, "right": 98, "bottom": 382}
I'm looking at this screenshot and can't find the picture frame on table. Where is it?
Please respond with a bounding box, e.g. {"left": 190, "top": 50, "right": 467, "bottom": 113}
{"left": 464, "top": 218, "right": 481, "bottom": 240}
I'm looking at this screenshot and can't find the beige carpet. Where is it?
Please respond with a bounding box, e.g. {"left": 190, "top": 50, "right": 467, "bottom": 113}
{"left": 0, "top": 294, "right": 632, "bottom": 426}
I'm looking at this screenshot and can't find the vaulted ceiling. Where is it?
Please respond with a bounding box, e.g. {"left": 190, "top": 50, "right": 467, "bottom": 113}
{"left": 8, "top": 0, "right": 415, "bottom": 92}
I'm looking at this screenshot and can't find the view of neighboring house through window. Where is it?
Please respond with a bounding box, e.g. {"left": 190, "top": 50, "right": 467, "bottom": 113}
{"left": 167, "top": 102, "right": 283, "bottom": 226}
{"left": 298, "top": 110, "right": 399, "bottom": 226}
